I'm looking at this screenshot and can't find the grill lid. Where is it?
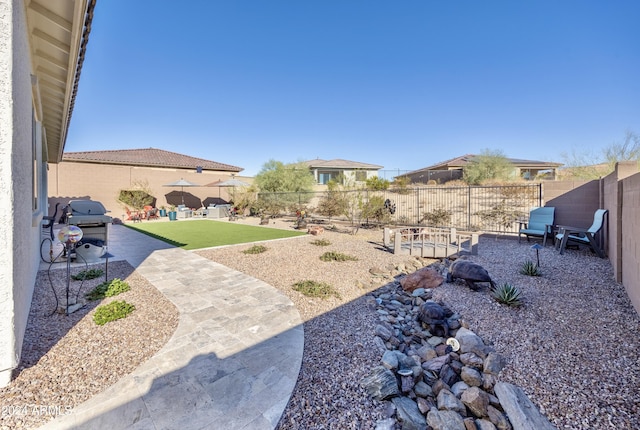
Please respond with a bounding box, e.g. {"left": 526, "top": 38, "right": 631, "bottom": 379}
{"left": 68, "top": 200, "right": 107, "bottom": 216}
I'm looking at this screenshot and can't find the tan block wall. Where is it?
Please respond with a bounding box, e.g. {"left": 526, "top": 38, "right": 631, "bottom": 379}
{"left": 621, "top": 171, "right": 640, "bottom": 314}
{"left": 48, "top": 162, "right": 253, "bottom": 220}
{"left": 544, "top": 180, "right": 602, "bottom": 227}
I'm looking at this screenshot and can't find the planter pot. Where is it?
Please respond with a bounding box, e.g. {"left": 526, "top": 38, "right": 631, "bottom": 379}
{"left": 159, "top": 209, "right": 167, "bottom": 217}
{"left": 168, "top": 211, "right": 177, "bottom": 221}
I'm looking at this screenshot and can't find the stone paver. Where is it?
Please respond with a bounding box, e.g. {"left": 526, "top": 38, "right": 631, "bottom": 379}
{"left": 39, "top": 224, "right": 304, "bottom": 430}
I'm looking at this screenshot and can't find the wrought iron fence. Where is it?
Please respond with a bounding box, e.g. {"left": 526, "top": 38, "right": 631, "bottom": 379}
{"left": 256, "top": 183, "right": 542, "bottom": 234}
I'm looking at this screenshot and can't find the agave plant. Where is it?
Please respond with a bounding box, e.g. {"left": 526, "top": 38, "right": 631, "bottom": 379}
{"left": 491, "top": 283, "right": 523, "bottom": 307}
{"left": 520, "top": 260, "right": 541, "bottom": 276}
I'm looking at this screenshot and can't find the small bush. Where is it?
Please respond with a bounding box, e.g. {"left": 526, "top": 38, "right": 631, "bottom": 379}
{"left": 292, "top": 280, "right": 341, "bottom": 299}
{"left": 85, "top": 278, "right": 130, "bottom": 301}
{"left": 520, "top": 260, "right": 541, "bottom": 276}
{"left": 71, "top": 268, "right": 104, "bottom": 281}
{"left": 243, "top": 245, "right": 268, "bottom": 254}
{"left": 93, "top": 300, "right": 135, "bottom": 325}
{"left": 310, "top": 239, "right": 331, "bottom": 246}
{"left": 320, "top": 251, "right": 358, "bottom": 262}
{"left": 491, "top": 283, "right": 523, "bottom": 307}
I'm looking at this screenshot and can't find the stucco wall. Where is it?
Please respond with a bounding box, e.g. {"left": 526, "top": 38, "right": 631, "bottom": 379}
{"left": 544, "top": 180, "right": 602, "bottom": 228}
{"left": 0, "top": 0, "right": 41, "bottom": 386}
{"left": 48, "top": 162, "right": 253, "bottom": 218}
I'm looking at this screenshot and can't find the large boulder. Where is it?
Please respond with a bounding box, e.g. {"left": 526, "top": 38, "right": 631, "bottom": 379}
{"left": 401, "top": 267, "right": 444, "bottom": 292}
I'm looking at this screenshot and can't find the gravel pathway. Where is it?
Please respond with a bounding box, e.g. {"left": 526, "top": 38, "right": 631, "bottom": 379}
{"left": 2, "top": 218, "right": 638, "bottom": 430}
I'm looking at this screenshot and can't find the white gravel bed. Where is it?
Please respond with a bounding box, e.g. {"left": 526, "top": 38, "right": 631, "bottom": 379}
{"left": 0, "top": 261, "right": 179, "bottom": 430}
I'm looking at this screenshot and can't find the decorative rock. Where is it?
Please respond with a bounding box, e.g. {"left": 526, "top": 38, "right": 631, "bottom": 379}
{"left": 475, "top": 419, "right": 498, "bottom": 430}
{"left": 483, "top": 352, "right": 505, "bottom": 375}
{"left": 436, "top": 343, "right": 453, "bottom": 356}
{"left": 417, "top": 344, "right": 438, "bottom": 361}
{"left": 361, "top": 366, "right": 401, "bottom": 401}
{"left": 381, "top": 350, "right": 400, "bottom": 370}
{"left": 456, "top": 328, "right": 490, "bottom": 358}
{"left": 451, "top": 381, "right": 470, "bottom": 397}
{"left": 374, "top": 418, "right": 397, "bottom": 430}
{"left": 392, "top": 397, "right": 427, "bottom": 430}
{"left": 494, "top": 382, "right": 555, "bottom": 430}
{"left": 423, "top": 354, "right": 450, "bottom": 372}
{"left": 461, "top": 386, "right": 489, "bottom": 417}
{"left": 439, "top": 364, "right": 459, "bottom": 387}
{"left": 417, "top": 397, "right": 433, "bottom": 415}
{"left": 437, "top": 389, "right": 467, "bottom": 415}
{"left": 427, "top": 408, "right": 466, "bottom": 430}
{"left": 412, "top": 287, "right": 426, "bottom": 297}
{"left": 464, "top": 417, "right": 478, "bottom": 430}
{"left": 482, "top": 373, "right": 498, "bottom": 392}
{"left": 431, "top": 379, "right": 450, "bottom": 397}
{"left": 414, "top": 380, "right": 434, "bottom": 398}
{"left": 376, "top": 324, "right": 393, "bottom": 341}
{"left": 401, "top": 375, "right": 416, "bottom": 393}
{"left": 461, "top": 366, "right": 483, "bottom": 387}
{"left": 307, "top": 225, "right": 324, "bottom": 235}
{"left": 401, "top": 267, "right": 444, "bottom": 292}
{"left": 460, "top": 352, "right": 485, "bottom": 369}
{"left": 446, "top": 260, "right": 496, "bottom": 291}
{"left": 486, "top": 405, "right": 512, "bottom": 430}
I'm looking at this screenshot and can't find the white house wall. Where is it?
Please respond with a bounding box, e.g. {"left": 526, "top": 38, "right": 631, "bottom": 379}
{"left": 0, "top": 0, "right": 44, "bottom": 387}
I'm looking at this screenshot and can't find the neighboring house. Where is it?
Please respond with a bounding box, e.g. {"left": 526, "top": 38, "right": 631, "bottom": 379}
{"left": 400, "top": 154, "right": 563, "bottom": 184}
{"left": 52, "top": 148, "right": 245, "bottom": 215}
{"left": 0, "top": 0, "right": 95, "bottom": 387}
{"left": 301, "top": 158, "right": 384, "bottom": 185}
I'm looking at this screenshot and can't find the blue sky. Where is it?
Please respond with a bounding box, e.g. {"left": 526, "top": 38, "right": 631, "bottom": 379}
{"left": 65, "top": 1, "right": 640, "bottom": 177}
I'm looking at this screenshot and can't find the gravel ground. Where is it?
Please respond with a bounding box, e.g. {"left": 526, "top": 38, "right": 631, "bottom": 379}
{"left": 197, "top": 218, "right": 640, "bottom": 430}
{"left": 0, "top": 261, "right": 179, "bottom": 430}
{"left": 3, "top": 217, "right": 638, "bottom": 430}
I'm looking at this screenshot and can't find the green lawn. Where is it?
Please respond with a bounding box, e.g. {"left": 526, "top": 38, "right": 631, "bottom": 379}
{"left": 124, "top": 220, "right": 306, "bottom": 250}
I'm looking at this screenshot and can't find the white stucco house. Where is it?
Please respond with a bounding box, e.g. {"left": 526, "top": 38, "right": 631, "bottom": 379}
{"left": 0, "top": 0, "right": 94, "bottom": 387}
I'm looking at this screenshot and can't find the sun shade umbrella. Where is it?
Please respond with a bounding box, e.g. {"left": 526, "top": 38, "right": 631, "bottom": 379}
{"left": 163, "top": 178, "right": 200, "bottom": 205}
{"left": 204, "top": 178, "right": 250, "bottom": 199}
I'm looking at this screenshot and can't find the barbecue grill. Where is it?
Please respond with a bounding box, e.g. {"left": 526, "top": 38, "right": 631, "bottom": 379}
{"left": 66, "top": 200, "right": 112, "bottom": 261}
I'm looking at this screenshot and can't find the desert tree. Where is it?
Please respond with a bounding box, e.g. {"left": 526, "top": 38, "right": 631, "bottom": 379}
{"left": 463, "top": 149, "right": 514, "bottom": 185}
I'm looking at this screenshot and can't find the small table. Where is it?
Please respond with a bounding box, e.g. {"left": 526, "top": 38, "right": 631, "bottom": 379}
{"left": 555, "top": 225, "right": 604, "bottom": 258}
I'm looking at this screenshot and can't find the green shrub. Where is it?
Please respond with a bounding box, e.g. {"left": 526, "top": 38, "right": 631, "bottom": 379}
{"left": 310, "top": 239, "right": 331, "bottom": 246}
{"left": 292, "top": 280, "right": 341, "bottom": 299}
{"left": 85, "top": 278, "right": 130, "bottom": 301}
{"left": 71, "top": 268, "right": 104, "bottom": 281}
{"left": 320, "top": 251, "right": 358, "bottom": 262}
{"left": 243, "top": 244, "right": 268, "bottom": 254}
{"left": 365, "top": 176, "right": 390, "bottom": 191}
{"left": 491, "top": 283, "right": 523, "bottom": 307}
{"left": 93, "top": 300, "right": 135, "bottom": 325}
{"left": 520, "top": 260, "right": 541, "bottom": 276}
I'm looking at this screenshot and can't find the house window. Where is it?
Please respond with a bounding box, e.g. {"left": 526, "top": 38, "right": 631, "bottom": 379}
{"left": 355, "top": 171, "right": 367, "bottom": 182}
{"left": 318, "top": 171, "right": 340, "bottom": 185}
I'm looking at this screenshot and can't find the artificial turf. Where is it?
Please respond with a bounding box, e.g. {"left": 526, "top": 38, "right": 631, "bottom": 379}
{"left": 124, "top": 219, "right": 305, "bottom": 250}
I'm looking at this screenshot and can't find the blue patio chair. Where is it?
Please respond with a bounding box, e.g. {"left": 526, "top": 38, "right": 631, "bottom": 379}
{"left": 518, "top": 207, "right": 555, "bottom": 246}
{"left": 555, "top": 209, "right": 608, "bottom": 258}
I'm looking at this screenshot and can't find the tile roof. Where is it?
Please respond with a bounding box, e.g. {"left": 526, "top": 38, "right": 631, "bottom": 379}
{"left": 301, "top": 158, "right": 383, "bottom": 170}
{"left": 62, "top": 148, "right": 243, "bottom": 172}
{"left": 404, "top": 154, "right": 562, "bottom": 175}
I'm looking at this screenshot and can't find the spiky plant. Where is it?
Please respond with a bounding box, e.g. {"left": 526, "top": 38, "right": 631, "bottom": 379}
{"left": 491, "top": 283, "right": 523, "bottom": 307}
{"left": 520, "top": 260, "right": 541, "bottom": 276}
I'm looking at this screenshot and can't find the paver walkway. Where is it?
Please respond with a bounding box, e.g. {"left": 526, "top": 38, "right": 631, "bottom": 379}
{"left": 40, "top": 224, "right": 304, "bottom": 429}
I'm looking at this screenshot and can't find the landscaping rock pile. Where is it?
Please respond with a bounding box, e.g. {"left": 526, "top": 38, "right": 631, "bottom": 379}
{"left": 362, "top": 280, "right": 556, "bottom": 430}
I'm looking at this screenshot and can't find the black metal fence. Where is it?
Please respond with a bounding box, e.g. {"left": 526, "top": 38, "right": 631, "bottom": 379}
{"left": 257, "top": 183, "right": 542, "bottom": 234}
